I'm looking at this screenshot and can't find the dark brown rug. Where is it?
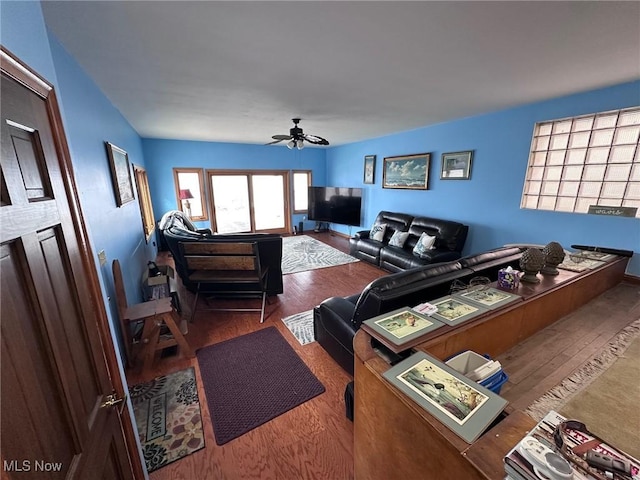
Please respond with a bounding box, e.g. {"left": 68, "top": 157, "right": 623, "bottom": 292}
{"left": 197, "top": 326, "right": 325, "bottom": 445}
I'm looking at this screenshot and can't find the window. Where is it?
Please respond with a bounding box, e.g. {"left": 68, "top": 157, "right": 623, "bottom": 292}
{"left": 206, "top": 170, "right": 291, "bottom": 234}
{"left": 521, "top": 107, "right": 640, "bottom": 218}
{"left": 292, "top": 170, "right": 311, "bottom": 213}
{"left": 173, "top": 168, "right": 207, "bottom": 221}
{"left": 133, "top": 166, "right": 155, "bottom": 241}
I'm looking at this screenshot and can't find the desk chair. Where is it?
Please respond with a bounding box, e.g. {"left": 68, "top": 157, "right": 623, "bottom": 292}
{"left": 179, "top": 242, "right": 270, "bottom": 323}
{"left": 112, "top": 259, "right": 194, "bottom": 371}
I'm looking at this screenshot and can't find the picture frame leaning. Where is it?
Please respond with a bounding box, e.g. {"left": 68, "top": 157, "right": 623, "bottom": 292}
{"left": 383, "top": 351, "right": 508, "bottom": 443}
{"left": 441, "top": 150, "right": 473, "bottom": 180}
{"left": 106, "top": 142, "right": 135, "bottom": 207}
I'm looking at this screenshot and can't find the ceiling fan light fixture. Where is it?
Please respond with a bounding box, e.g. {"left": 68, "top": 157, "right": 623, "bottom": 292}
{"left": 287, "top": 139, "right": 295, "bottom": 149}
{"left": 296, "top": 139, "right": 304, "bottom": 150}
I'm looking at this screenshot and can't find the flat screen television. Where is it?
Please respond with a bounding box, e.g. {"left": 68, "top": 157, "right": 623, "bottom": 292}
{"left": 308, "top": 187, "right": 362, "bottom": 227}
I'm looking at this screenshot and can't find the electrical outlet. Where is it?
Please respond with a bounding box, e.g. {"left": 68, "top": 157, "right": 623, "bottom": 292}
{"left": 98, "top": 250, "right": 107, "bottom": 266}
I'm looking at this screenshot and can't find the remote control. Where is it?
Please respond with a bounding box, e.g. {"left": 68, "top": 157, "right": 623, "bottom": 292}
{"left": 518, "top": 437, "right": 573, "bottom": 480}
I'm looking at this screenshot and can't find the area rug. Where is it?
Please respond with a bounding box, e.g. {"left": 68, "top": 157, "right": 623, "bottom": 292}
{"left": 197, "top": 326, "right": 325, "bottom": 445}
{"left": 282, "top": 310, "right": 315, "bottom": 345}
{"left": 130, "top": 367, "right": 205, "bottom": 473}
{"left": 282, "top": 235, "right": 359, "bottom": 274}
{"left": 526, "top": 318, "right": 640, "bottom": 458}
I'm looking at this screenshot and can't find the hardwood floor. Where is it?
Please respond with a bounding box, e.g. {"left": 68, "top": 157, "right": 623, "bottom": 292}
{"left": 126, "top": 232, "right": 385, "bottom": 480}
{"left": 497, "top": 279, "right": 640, "bottom": 411}
{"left": 126, "top": 232, "right": 640, "bottom": 479}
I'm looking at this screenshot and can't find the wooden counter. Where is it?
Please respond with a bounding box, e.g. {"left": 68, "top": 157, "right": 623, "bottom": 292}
{"left": 353, "top": 257, "right": 629, "bottom": 480}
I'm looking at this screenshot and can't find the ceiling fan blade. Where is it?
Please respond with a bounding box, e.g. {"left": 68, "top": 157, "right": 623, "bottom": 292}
{"left": 271, "top": 134, "right": 292, "bottom": 141}
{"left": 265, "top": 138, "right": 286, "bottom": 145}
{"left": 303, "top": 134, "right": 330, "bottom": 145}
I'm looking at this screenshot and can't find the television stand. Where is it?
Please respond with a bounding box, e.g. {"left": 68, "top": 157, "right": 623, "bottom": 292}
{"left": 313, "top": 222, "right": 329, "bottom": 233}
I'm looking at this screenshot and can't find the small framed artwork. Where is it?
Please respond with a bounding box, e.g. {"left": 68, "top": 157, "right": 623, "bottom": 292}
{"left": 382, "top": 153, "right": 430, "bottom": 189}
{"left": 106, "top": 142, "right": 135, "bottom": 206}
{"left": 363, "top": 155, "right": 376, "bottom": 184}
{"left": 455, "top": 287, "right": 522, "bottom": 310}
{"left": 383, "top": 351, "right": 508, "bottom": 443}
{"left": 429, "top": 295, "right": 489, "bottom": 326}
{"left": 361, "top": 307, "right": 445, "bottom": 353}
{"left": 441, "top": 150, "right": 473, "bottom": 180}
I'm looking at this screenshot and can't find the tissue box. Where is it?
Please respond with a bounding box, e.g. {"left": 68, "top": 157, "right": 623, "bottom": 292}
{"left": 497, "top": 268, "right": 520, "bottom": 290}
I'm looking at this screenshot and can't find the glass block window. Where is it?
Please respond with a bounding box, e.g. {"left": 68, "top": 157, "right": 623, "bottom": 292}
{"left": 521, "top": 107, "right": 640, "bottom": 218}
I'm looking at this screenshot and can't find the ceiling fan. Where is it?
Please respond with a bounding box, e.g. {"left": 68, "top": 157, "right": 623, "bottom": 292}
{"left": 266, "top": 118, "right": 329, "bottom": 149}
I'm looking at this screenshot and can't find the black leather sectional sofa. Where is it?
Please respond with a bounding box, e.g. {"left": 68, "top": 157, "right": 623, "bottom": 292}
{"left": 158, "top": 210, "right": 284, "bottom": 295}
{"left": 349, "top": 211, "right": 469, "bottom": 272}
{"left": 313, "top": 246, "right": 524, "bottom": 375}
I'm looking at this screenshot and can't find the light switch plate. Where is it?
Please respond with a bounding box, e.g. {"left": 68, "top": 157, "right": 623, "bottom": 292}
{"left": 98, "top": 250, "right": 107, "bottom": 266}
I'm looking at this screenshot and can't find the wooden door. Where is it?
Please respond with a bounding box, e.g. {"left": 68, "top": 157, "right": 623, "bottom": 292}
{"left": 0, "top": 50, "right": 141, "bottom": 478}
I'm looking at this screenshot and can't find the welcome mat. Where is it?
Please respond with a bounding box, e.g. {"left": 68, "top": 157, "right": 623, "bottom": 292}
{"left": 197, "top": 327, "right": 325, "bottom": 445}
{"left": 282, "top": 235, "right": 359, "bottom": 274}
{"left": 282, "top": 310, "right": 315, "bottom": 345}
{"left": 130, "top": 367, "right": 205, "bottom": 473}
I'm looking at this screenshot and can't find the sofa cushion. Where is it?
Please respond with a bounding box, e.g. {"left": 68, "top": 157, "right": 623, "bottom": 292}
{"left": 373, "top": 211, "right": 413, "bottom": 243}
{"left": 370, "top": 223, "right": 387, "bottom": 242}
{"left": 409, "top": 216, "right": 468, "bottom": 252}
{"left": 412, "top": 232, "right": 437, "bottom": 256}
{"left": 389, "top": 231, "right": 410, "bottom": 248}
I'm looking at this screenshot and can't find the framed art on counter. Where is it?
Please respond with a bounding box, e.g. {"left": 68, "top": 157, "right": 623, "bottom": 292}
{"left": 429, "top": 295, "right": 489, "bottom": 326}
{"left": 361, "top": 307, "right": 445, "bottom": 353}
{"left": 383, "top": 351, "right": 508, "bottom": 443}
{"left": 455, "top": 287, "right": 522, "bottom": 310}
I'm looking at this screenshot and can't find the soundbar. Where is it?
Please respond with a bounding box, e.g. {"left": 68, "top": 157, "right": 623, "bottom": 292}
{"left": 571, "top": 245, "right": 633, "bottom": 257}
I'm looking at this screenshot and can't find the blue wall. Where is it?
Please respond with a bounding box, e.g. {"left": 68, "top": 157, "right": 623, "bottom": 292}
{"left": 326, "top": 81, "right": 640, "bottom": 276}
{"left": 142, "top": 139, "right": 326, "bottom": 232}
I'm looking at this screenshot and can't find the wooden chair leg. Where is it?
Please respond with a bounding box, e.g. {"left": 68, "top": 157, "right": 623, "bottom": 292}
{"left": 161, "top": 311, "right": 194, "bottom": 359}
{"left": 141, "top": 317, "right": 162, "bottom": 372}
{"left": 190, "top": 283, "right": 201, "bottom": 323}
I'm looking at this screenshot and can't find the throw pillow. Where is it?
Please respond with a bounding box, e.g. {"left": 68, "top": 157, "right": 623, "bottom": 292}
{"left": 370, "top": 223, "right": 387, "bottom": 242}
{"left": 389, "top": 231, "right": 410, "bottom": 248}
{"left": 412, "top": 232, "right": 437, "bottom": 256}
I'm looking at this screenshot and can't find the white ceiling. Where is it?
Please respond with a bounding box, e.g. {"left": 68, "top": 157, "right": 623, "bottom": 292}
{"left": 41, "top": 1, "right": 640, "bottom": 147}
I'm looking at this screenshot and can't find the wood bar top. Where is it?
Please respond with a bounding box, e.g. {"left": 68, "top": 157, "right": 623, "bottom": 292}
{"left": 353, "top": 256, "right": 629, "bottom": 480}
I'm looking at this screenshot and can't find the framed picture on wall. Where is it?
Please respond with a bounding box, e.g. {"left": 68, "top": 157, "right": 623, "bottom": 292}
{"left": 363, "top": 155, "right": 376, "bottom": 184}
{"left": 106, "top": 142, "right": 135, "bottom": 206}
{"left": 441, "top": 150, "right": 473, "bottom": 180}
{"left": 382, "top": 153, "right": 430, "bottom": 189}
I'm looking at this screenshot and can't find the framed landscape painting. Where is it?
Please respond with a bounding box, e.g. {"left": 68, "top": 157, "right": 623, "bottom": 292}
{"left": 382, "top": 153, "right": 430, "bottom": 189}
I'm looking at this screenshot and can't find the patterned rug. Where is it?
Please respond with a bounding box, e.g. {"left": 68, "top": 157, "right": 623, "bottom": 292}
{"left": 282, "top": 235, "right": 359, "bottom": 274}
{"left": 197, "top": 327, "right": 325, "bottom": 445}
{"left": 282, "top": 310, "right": 315, "bottom": 345}
{"left": 130, "top": 367, "right": 205, "bottom": 473}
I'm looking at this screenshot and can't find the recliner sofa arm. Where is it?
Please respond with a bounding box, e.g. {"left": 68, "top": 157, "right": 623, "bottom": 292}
{"left": 353, "top": 230, "right": 370, "bottom": 240}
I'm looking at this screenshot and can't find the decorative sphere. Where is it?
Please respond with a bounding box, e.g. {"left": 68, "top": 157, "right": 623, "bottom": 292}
{"left": 519, "top": 248, "right": 545, "bottom": 283}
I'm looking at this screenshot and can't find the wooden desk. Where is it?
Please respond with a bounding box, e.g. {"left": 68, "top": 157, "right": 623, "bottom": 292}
{"left": 353, "top": 257, "right": 629, "bottom": 480}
